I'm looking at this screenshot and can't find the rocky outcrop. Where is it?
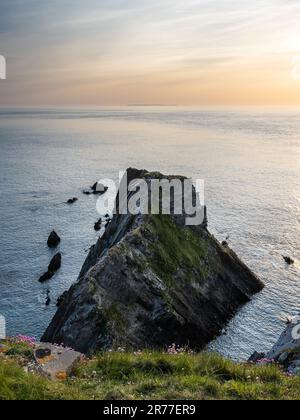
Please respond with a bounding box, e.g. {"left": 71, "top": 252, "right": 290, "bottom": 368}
{"left": 47, "top": 231, "right": 61, "bottom": 248}
{"left": 267, "top": 321, "right": 300, "bottom": 374}
{"left": 248, "top": 318, "right": 300, "bottom": 375}
{"left": 45, "top": 290, "right": 51, "bottom": 306}
{"left": 48, "top": 253, "right": 62, "bottom": 272}
{"left": 67, "top": 197, "right": 78, "bottom": 205}
{"left": 39, "top": 271, "right": 54, "bottom": 283}
{"left": 91, "top": 182, "right": 108, "bottom": 195}
{"left": 283, "top": 256, "right": 294, "bottom": 265}
{"left": 94, "top": 218, "right": 102, "bottom": 232}
{"left": 42, "top": 168, "right": 264, "bottom": 354}
{"left": 39, "top": 253, "right": 62, "bottom": 283}
{"left": 83, "top": 182, "right": 108, "bottom": 196}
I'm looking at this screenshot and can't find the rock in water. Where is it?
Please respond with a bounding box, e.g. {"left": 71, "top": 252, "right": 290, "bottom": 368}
{"left": 94, "top": 218, "right": 102, "bottom": 231}
{"left": 67, "top": 197, "right": 78, "bottom": 204}
{"left": 48, "top": 253, "right": 61, "bottom": 272}
{"left": 283, "top": 256, "right": 294, "bottom": 265}
{"left": 91, "top": 182, "right": 98, "bottom": 192}
{"left": 47, "top": 231, "right": 61, "bottom": 248}
{"left": 42, "top": 168, "right": 264, "bottom": 354}
{"left": 56, "top": 291, "right": 68, "bottom": 307}
{"left": 39, "top": 253, "right": 62, "bottom": 283}
{"left": 39, "top": 271, "right": 54, "bottom": 283}
{"left": 91, "top": 182, "right": 108, "bottom": 195}
{"left": 45, "top": 290, "right": 51, "bottom": 306}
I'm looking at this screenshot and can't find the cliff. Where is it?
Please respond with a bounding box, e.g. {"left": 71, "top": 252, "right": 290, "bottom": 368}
{"left": 42, "top": 168, "right": 264, "bottom": 354}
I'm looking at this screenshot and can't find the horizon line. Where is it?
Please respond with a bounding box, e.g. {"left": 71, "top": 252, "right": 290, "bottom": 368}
{"left": 1, "top": 104, "right": 300, "bottom": 109}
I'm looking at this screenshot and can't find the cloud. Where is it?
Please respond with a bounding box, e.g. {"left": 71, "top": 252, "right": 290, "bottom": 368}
{"left": 1, "top": 0, "right": 300, "bottom": 105}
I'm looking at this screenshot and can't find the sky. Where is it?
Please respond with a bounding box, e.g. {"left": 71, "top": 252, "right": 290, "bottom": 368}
{"left": 1, "top": 0, "right": 300, "bottom": 106}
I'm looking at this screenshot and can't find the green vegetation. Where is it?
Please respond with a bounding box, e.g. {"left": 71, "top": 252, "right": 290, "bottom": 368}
{"left": 103, "top": 303, "right": 129, "bottom": 332}
{"left": 1, "top": 339, "right": 300, "bottom": 400}
{"left": 146, "top": 215, "right": 215, "bottom": 287}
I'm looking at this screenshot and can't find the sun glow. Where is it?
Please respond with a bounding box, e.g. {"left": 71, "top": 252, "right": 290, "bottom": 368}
{"left": 1, "top": 1, "right": 300, "bottom": 106}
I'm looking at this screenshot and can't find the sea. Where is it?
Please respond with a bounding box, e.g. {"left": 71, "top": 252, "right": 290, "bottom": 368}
{"left": 0, "top": 106, "right": 299, "bottom": 360}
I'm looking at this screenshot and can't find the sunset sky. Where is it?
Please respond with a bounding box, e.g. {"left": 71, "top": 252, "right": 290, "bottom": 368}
{"left": 1, "top": 0, "right": 300, "bottom": 106}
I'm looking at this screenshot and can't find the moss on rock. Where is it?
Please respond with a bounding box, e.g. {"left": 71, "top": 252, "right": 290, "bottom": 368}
{"left": 145, "top": 215, "right": 215, "bottom": 287}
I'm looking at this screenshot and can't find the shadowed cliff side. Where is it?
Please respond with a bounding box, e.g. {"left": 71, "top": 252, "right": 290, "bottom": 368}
{"left": 42, "top": 168, "right": 264, "bottom": 354}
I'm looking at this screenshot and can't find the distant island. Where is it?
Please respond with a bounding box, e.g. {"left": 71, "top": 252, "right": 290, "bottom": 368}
{"left": 127, "top": 104, "right": 178, "bottom": 107}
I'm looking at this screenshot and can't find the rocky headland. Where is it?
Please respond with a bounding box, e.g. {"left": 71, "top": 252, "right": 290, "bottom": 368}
{"left": 42, "top": 168, "right": 264, "bottom": 354}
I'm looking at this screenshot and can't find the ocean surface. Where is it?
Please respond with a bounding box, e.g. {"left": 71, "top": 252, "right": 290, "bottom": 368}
{"left": 0, "top": 106, "right": 299, "bottom": 360}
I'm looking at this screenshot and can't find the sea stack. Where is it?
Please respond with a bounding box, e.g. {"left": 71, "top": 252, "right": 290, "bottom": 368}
{"left": 42, "top": 168, "right": 264, "bottom": 354}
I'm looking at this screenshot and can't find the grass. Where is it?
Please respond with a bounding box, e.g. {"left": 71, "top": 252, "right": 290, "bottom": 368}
{"left": 146, "top": 215, "right": 215, "bottom": 287}
{"left": 1, "top": 340, "right": 300, "bottom": 400}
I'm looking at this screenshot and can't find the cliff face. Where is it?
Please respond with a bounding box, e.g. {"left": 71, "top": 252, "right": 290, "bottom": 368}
{"left": 42, "top": 169, "right": 264, "bottom": 354}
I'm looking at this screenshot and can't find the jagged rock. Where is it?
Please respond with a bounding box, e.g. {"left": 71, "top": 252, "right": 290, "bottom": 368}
{"left": 47, "top": 231, "right": 60, "bottom": 248}
{"left": 91, "top": 182, "right": 98, "bottom": 191}
{"left": 39, "top": 271, "right": 54, "bottom": 283}
{"left": 283, "top": 256, "right": 294, "bottom": 265}
{"left": 268, "top": 321, "right": 300, "bottom": 361}
{"left": 42, "top": 168, "right": 264, "bottom": 354}
{"left": 67, "top": 197, "right": 78, "bottom": 204}
{"left": 249, "top": 320, "right": 300, "bottom": 374}
{"left": 48, "top": 253, "right": 62, "bottom": 273}
{"left": 91, "top": 182, "right": 108, "bottom": 195}
{"left": 39, "top": 254, "right": 62, "bottom": 283}
{"left": 83, "top": 182, "right": 108, "bottom": 196}
{"left": 94, "top": 218, "right": 102, "bottom": 231}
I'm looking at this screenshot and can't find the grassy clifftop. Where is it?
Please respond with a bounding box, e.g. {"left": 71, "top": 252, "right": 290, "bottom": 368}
{"left": 1, "top": 339, "right": 300, "bottom": 400}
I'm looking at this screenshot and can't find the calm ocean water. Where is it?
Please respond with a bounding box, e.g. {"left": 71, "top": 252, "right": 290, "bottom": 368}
{"left": 0, "top": 106, "right": 299, "bottom": 360}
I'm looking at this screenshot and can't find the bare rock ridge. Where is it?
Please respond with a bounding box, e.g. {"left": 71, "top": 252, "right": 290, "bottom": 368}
{"left": 42, "top": 168, "right": 264, "bottom": 354}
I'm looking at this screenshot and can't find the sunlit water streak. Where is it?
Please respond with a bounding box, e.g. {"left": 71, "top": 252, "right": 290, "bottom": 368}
{"left": 0, "top": 106, "right": 299, "bottom": 360}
